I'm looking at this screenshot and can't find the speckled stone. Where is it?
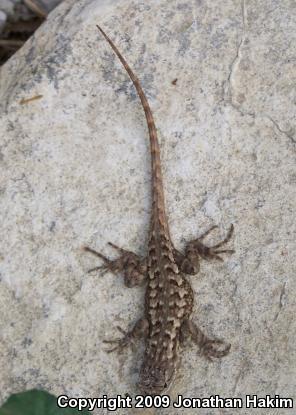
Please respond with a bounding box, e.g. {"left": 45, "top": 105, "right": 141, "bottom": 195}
{"left": 0, "top": 0, "right": 295, "bottom": 413}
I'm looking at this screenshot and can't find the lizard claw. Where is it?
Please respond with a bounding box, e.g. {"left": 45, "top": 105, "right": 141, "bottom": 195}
{"left": 211, "top": 224, "right": 234, "bottom": 249}
{"left": 103, "top": 326, "right": 133, "bottom": 353}
{"left": 207, "top": 249, "right": 235, "bottom": 262}
{"left": 87, "top": 264, "right": 109, "bottom": 274}
{"left": 84, "top": 246, "right": 113, "bottom": 274}
{"left": 188, "top": 224, "right": 235, "bottom": 262}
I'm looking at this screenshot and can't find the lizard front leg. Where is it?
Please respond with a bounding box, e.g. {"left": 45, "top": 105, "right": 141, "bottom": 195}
{"left": 103, "top": 318, "right": 149, "bottom": 353}
{"left": 180, "top": 319, "right": 231, "bottom": 360}
{"left": 84, "top": 243, "right": 147, "bottom": 287}
{"left": 174, "top": 224, "right": 234, "bottom": 275}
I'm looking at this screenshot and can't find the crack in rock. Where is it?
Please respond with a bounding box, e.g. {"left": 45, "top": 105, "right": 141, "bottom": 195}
{"left": 223, "top": 0, "right": 246, "bottom": 110}
{"left": 273, "top": 282, "right": 287, "bottom": 321}
{"left": 267, "top": 116, "right": 296, "bottom": 144}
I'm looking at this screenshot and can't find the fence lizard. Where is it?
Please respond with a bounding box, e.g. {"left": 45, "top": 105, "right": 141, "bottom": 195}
{"left": 84, "top": 25, "right": 234, "bottom": 395}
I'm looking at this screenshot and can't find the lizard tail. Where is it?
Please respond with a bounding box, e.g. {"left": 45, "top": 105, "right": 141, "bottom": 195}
{"left": 96, "top": 25, "right": 169, "bottom": 232}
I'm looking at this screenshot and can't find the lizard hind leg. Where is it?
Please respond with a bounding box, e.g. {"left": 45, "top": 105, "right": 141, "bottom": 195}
{"left": 180, "top": 319, "right": 231, "bottom": 361}
{"left": 83, "top": 243, "right": 147, "bottom": 287}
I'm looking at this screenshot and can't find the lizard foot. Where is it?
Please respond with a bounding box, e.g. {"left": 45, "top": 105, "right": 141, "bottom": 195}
{"left": 181, "top": 319, "right": 231, "bottom": 361}
{"left": 103, "top": 318, "right": 149, "bottom": 353}
{"left": 84, "top": 243, "right": 146, "bottom": 287}
{"left": 196, "top": 224, "right": 235, "bottom": 261}
{"left": 200, "top": 338, "right": 231, "bottom": 361}
{"left": 103, "top": 326, "right": 134, "bottom": 353}
{"left": 177, "top": 224, "right": 235, "bottom": 274}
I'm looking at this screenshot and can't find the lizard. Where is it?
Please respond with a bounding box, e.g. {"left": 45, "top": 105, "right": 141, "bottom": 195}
{"left": 84, "top": 25, "right": 234, "bottom": 395}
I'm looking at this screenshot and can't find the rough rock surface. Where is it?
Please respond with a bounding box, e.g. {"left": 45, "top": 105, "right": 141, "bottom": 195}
{"left": 0, "top": 0, "right": 295, "bottom": 413}
{"left": 0, "top": 0, "right": 62, "bottom": 21}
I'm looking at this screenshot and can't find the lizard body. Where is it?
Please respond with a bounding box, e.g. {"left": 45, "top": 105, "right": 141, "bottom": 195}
{"left": 85, "top": 25, "right": 234, "bottom": 394}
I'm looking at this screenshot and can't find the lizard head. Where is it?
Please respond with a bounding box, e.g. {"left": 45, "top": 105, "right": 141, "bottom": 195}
{"left": 138, "top": 360, "right": 176, "bottom": 395}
